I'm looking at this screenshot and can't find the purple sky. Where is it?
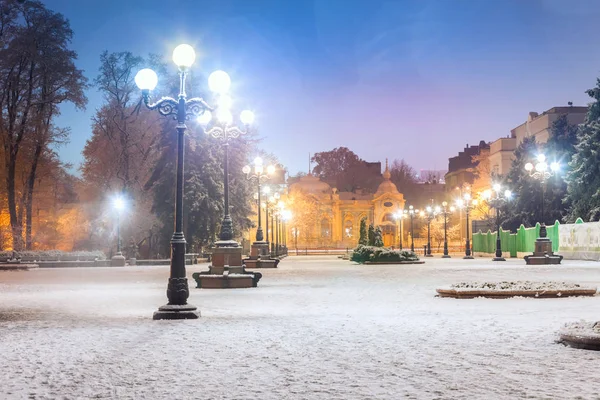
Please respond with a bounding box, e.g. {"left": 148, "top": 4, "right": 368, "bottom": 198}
{"left": 44, "top": 0, "right": 600, "bottom": 176}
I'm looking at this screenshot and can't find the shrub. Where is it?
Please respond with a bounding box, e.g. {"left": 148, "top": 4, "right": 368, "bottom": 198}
{"left": 0, "top": 250, "right": 106, "bottom": 260}
{"left": 350, "top": 245, "right": 419, "bottom": 263}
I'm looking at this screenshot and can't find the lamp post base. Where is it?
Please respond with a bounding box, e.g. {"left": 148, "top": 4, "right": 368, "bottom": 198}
{"left": 442, "top": 255, "right": 451, "bottom": 259}
{"left": 493, "top": 256, "right": 506, "bottom": 261}
{"left": 425, "top": 254, "right": 434, "bottom": 257}
{"left": 463, "top": 255, "right": 474, "bottom": 260}
{"left": 524, "top": 237, "right": 563, "bottom": 265}
{"left": 153, "top": 304, "right": 200, "bottom": 320}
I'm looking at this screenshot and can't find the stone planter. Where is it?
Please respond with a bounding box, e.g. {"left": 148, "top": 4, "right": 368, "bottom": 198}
{"left": 437, "top": 281, "right": 597, "bottom": 299}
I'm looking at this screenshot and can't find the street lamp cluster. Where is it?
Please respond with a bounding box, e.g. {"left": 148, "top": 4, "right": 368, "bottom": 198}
{"left": 243, "top": 157, "right": 276, "bottom": 243}
{"left": 524, "top": 153, "right": 560, "bottom": 238}
{"left": 134, "top": 43, "right": 256, "bottom": 319}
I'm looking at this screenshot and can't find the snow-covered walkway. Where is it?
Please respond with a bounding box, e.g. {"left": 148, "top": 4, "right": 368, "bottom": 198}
{"left": 1, "top": 256, "right": 600, "bottom": 399}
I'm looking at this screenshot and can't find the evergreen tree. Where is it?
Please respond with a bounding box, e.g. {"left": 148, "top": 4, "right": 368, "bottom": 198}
{"left": 565, "top": 81, "right": 600, "bottom": 221}
{"left": 502, "top": 136, "right": 543, "bottom": 231}
{"left": 373, "top": 226, "right": 384, "bottom": 247}
{"left": 358, "top": 218, "right": 367, "bottom": 245}
{"left": 367, "top": 224, "right": 375, "bottom": 246}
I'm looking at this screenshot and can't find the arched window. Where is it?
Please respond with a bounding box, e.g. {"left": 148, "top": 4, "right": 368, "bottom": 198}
{"left": 321, "top": 218, "right": 331, "bottom": 238}
{"left": 344, "top": 219, "right": 353, "bottom": 238}
{"left": 382, "top": 213, "right": 395, "bottom": 224}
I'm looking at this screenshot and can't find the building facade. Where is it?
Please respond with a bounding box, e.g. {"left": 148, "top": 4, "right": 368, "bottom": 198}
{"left": 284, "top": 161, "right": 406, "bottom": 249}
{"left": 488, "top": 106, "right": 587, "bottom": 176}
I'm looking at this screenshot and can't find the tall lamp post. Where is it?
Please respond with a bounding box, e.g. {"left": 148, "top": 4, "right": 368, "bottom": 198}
{"left": 524, "top": 154, "right": 559, "bottom": 238}
{"left": 201, "top": 103, "right": 255, "bottom": 246}
{"left": 242, "top": 157, "right": 275, "bottom": 242}
{"left": 483, "top": 184, "right": 512, "bottom": 261}
{"left": 423, "top": 205, "right": 440, "bottom": 257}
{"left": 135, "top": 44, "right": 215, "bottom": 320}
{"left": 440, "top": 201, "right": 455, "bottom": 258}
{"left": 524, "top": 154, "right": 562, "bottom": 264}
{"left": 393, "top": 210, "right": 405, "bottom": 250}
{"left": 456, "top": 193, "right": 478, "bottom": 260}
{"left": 111, "top": 195, "right": 126, "bottom": 266}
{"left": 407, "top": 205, "right": 419, "bottom": 252}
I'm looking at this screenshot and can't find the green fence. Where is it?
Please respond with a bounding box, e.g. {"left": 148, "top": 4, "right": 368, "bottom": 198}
{"left": 472, "top": 221, "right": 560, "bottom": 255}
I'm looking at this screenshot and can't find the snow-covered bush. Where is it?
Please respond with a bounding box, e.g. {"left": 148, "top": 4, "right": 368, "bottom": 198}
{"left": 350, "top": 245, "right": 419, "bottom": 263}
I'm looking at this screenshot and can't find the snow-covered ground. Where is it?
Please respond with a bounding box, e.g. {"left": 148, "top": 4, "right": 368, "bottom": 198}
{"left": 2, "top": 256, "right": 600, "bottom": 399}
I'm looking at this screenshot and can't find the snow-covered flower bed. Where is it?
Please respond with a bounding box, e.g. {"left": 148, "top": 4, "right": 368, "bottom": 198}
{"left": 559, "top": 321, "right": 600, "bottom": 350}
{"left": 0, "top": 250, "right": 106, "bottom": 261}
{"left": 449, "top": 281, "right": 595, "bottom": 291}
{"left": 437, "top": 281, "right": 597, "bottom": 298}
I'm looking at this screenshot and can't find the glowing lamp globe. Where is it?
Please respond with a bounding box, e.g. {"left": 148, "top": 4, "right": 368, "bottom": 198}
{"left": 435, "top": 206, "right": 441, "bottom": 213}
{"left": 483, "top": 189, "right": 492, "bottom": 200}
{"left": 504, "top": 190, "right": 512, "bottom": 199}
{"left": 537, "top": 154, "right": 546, "bottom": 162}
{"left": 114, "top": 197, "right": 125, "bottom": 211}
{"left": 493, "top": 183, "right": 501, "bottom": 192}
{"left": 450, "top": 206, "right": 456, "bottom": 212}
{"left": 267, "top": 165, "right": 276, "bottom": 175}
{"left": 426, "top": 206, "right": 432, "bottom": 212}
{"left": 263, "top": 186, "right": 270, "bottom": 194}
{"left": 550, "top": 162, "right": 560, "bottom": 172}
{"left": 254, "top": 157, "right": 263, "bottom": 166}
{"left": 216, "top": 109, "right": 233, "bottom": 124}
{"left": 197, "top": 110, "right": 212, "bottom": 126}
{"left": 172, "top": 44, "right": 196, "bottom": 68}
{"left": 524, "top": 162, "right": 534, "bottom": 172}
{"left": 442, "top": 201, "right": 448, "bottom": 207}
{"left": 135, "top": 68, "right": 158, "bottom": 90}
{"left": 240, "top": 110, "right": 255, "bottom": 125}
{"left": 242, "top": 165, "right": 251, "bottom": 174}
{"left": 208, "top": 70, "right": 231, "bottom": 94}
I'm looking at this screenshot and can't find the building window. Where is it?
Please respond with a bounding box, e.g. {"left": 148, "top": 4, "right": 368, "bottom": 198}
{"left": 321, "top": 218, "right": 330, "bottom": 238}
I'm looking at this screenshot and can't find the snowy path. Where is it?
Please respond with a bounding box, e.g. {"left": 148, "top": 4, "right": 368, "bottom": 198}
{"left": 1, "top": 256, "right": 600, "bottom": 399}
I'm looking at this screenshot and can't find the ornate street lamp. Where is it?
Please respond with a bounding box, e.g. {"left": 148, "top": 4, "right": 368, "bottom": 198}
{"left": 113, "top": 196, "right": 125, "bottom": 257}
{"left": 282, "top": 209, "right": 292, "bottom": 253}
{"left": 110, "top": 195, "right": 126, "bottom": 267}
{"left": 407, "top": 205, "right": 419, "bottom": 252}
{"left": 393, "top": 210, "right": 405, "bottom": 250}
{"left": 524, "top": 154, "right": 562, "bottom": 264}
{"left": 135, "top": 44, "right": 213, "bottom": 320}
{"left": 524, "top": 154, "right": 560, "bottom": 238}
{"left": 291, "top": 227, "right": 300, "bottom": 251}
{"left": 423, "top": 205, "right": 440, "bottom": 257}
{"left": 440, "top": 201, "right": 456, "bottom": 258}
{"left": 242, "top": 157, "right": 275, "bottom": 242}
{"left": 483, "top": 184, "right": 512, "bottom": 261}
{"left": 455, "top": 193, "right": 478, "bottom": 259}
{"left": 200, "top": 98, "right": 255, "bottom": 246}
{"left": 268, "top": 192, "right": 280, "bottom": 253}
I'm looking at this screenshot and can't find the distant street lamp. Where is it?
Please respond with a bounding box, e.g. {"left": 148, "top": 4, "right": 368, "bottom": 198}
{"left": 456, "top": 193, "right": 478, "bottom": 259}
{"left": 113, "top": 196, "right": 125, "bottom": 257}
{"left": 291, "top": 227, "right": 300, "bottom": 251}
{"left": 423, "top": 205, "right": 440, "bottom": 257}
{"left": 407, "top": 205, "right": 419, "bottom": 252}
{"left": 524, "top": 154, "right": 560, "bottom": 238}
{"left": 393, "top": 210, "right": 405, "bottom": 249}
{"left": 440, "top": 201, "right": 455, "bottom": 258}
{"left": 242, "top": 157, "right": 275, "bottom": 242}
{"left": 483, "top": 184, "right": 512, "bottom": 261}
{"left": 201, "top": 99, "right": 255, "bottom": 245}
{"left": 135, "top": 44, "right": 214, "bottom": 319}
